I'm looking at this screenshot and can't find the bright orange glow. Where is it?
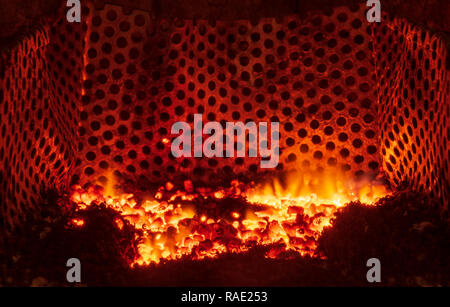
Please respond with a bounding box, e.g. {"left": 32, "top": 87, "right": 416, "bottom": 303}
{"left": 69, "top": 170, "right": 389, "bottom": 266}
{"left": 71, "top": 218, "right": 85, "bottom": 227}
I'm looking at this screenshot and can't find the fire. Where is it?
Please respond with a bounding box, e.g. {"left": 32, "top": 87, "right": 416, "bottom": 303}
{"left": 69, "top": 171, "right": 389, "bottom": 266}
{"left": 70, "top": 218, "right": 85, "bottom": 227}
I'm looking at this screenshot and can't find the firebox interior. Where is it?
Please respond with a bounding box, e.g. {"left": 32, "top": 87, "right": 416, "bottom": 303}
{"left": 0, "top": 0, "right": 448, "bottom": 242}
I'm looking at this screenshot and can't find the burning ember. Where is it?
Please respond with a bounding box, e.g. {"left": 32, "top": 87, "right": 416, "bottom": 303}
{"left": 69, "top": 171, "right": 389, "bottom": 266}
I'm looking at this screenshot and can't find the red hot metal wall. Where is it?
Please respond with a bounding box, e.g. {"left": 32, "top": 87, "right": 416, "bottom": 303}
{"left": 372, "top": 18, "right": 450, "bottom": 212}
{"left": 0, "top": 17, "right": 82, "bottom": 233}
{"left": 74, "top": 2, "right": 380, "bottom": 191}
{"left": 0, "top": 1, "right": 449, "bottom": 233}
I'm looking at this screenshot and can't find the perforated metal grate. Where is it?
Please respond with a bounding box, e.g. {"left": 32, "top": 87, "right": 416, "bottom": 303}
{"left": 73, "top": 3, "right": 380, "bottom": 190}
{"left": 372, "top": 18, "right": 449, "bottom": 211}
{"left": 0, "top": 1, "right": 448, "bottom": 234}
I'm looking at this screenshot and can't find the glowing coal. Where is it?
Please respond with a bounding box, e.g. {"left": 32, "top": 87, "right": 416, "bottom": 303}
{"left": 69, "top": 170, "right": 389, "bottom": 266}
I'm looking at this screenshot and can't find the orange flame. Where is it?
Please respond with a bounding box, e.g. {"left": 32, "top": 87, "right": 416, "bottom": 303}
{"left": 69, "top": 170, "right": 389, "bottom": 266}
{"left": 71, "top": 218, "right": 85, "bottom": 227}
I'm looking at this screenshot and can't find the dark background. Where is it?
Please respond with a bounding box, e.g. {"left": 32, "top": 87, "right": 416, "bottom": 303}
{"left": 0, "top": 0, "right": 449, "bottom": 44}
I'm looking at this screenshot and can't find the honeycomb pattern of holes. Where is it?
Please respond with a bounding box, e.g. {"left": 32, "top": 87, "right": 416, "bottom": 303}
{"left": 0, "top": 0, "right": 388, "bottom": 224}
{"left": 0, "top": 18, "right": 81, "bottom": 232}
{"left": 373, "top": 18, "right": 449, "bottom": 207}
{"left": 68, "top": 2, "right": 380, "bottom": 189}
